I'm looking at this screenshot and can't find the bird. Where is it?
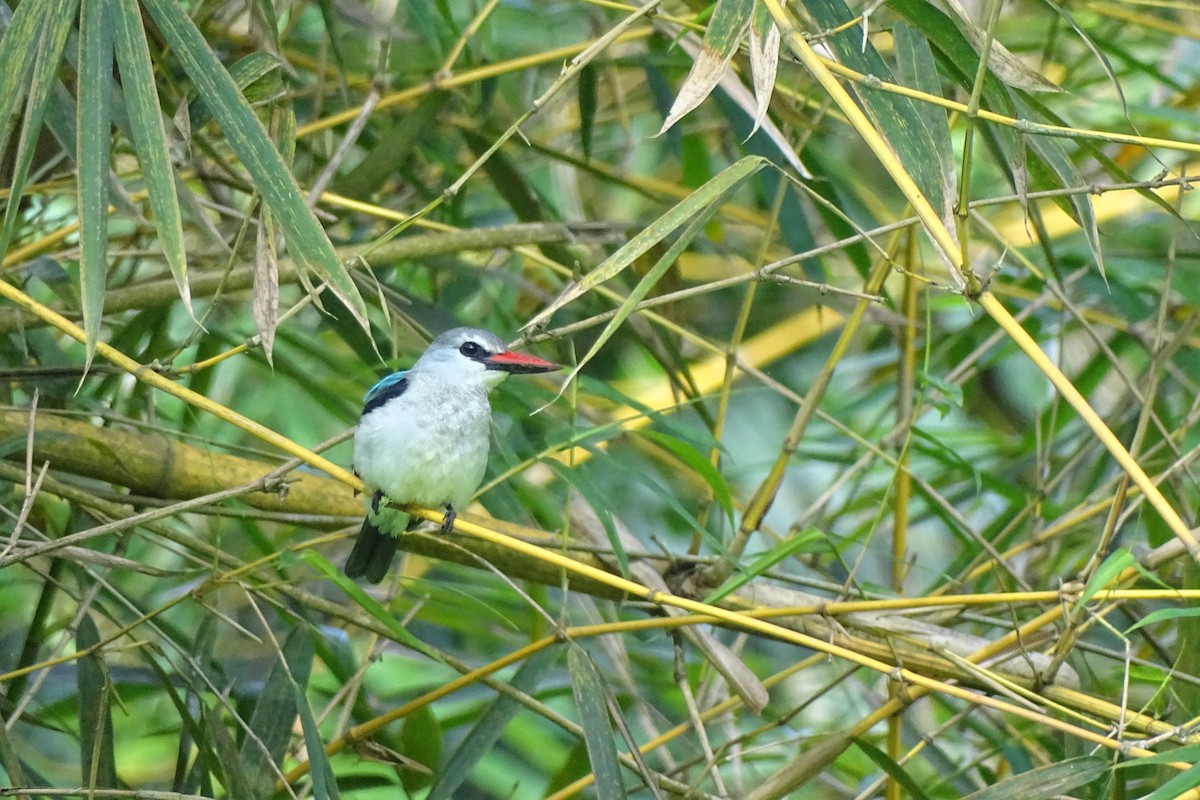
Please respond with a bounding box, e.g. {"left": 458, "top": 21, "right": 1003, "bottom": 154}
{"left": 345, "top": 327, "right": 559, "bottom": 583}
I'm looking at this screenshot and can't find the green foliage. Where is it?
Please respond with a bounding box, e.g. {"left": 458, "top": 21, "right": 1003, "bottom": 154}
{"left": 2, "top": 0, "right": 1199, "bottom": 797}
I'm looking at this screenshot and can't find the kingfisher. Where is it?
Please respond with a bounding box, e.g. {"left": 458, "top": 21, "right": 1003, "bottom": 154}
{"left": 345, "top": 327, "right": 559, "bottom": 583}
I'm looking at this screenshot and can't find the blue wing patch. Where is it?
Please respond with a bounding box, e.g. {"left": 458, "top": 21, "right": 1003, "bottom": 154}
{"left": 362, "top": 371, "right": 409, "bottom": 416}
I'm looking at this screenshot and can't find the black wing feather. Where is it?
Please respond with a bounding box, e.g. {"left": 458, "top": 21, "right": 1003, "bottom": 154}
{"left": 362, "top": 372, "right": 409, "bottom": 416}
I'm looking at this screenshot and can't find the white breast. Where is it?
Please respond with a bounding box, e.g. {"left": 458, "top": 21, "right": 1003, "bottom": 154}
{"left": 354, "top": 372, "right": 493, "bottom": 512}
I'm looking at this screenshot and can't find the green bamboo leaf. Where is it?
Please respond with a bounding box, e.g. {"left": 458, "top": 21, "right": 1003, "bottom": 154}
{"left": 292, "top": 680, "right": 341, "bottom": 800}
{"left": 917, "top": 368, "right": 965, "bottom": 411}
{"left": 1127, "top": 606, "right": 1200, "bottom": 635}
{"left": 804, "top": 0, "right": 954, "bottom": 234}
{"left": 1140, "top": 760, "right": 1200, "bottom": 800}
{"left": 0, "top": 0, "right": 78, "bottom": 255}
{"left": 398, "top": 705, "right": 441, "bottom": 792}
{"left": 459, "top": 128, "right": 580, "bottom": 270}
{"left": 1075, "top": 548, "right": 1168, "bottom": 613}
{"left": 299, "top": 550, "right": 440, "bottom": 660}
{"left": 186, "top": 52, "right": 284, "bottom": 129}
{"left": 0, "top": 0, "right": 44, "bottom": 166}
{"left": 578, "top": 62, "right": 597, "bottom": 160}
{"left": 893, "top": 23, "right": 957, "bottom": 227}
{"left": 962, "top": 756, "right": 1108, "bottom": 799}
{"left": 703, "top": 527, "right": 822, "bottom": 604}
{"left": 43, "top": 76, "right": 82, "bottom": 155}
{"left": 171, "top": 616, "right": 219, "bottom": 794}
{"left": 543, "top": 458, "right": 628, "bottom": 576}
{"left": 575, "top": 374, "right": 728, "bottom": 456}
{"left": 0, "top": 716, "right": 26, "bottom": 786}
{"left": 77, "top": 0, "right": 113, "bottom": 367}
{"left": 558, "top": 191, "right": 718, "bottom": 388}
{"left": 77, "top": 614, "right": 117, "bottom": 789}
{"left": 567, "top": 644, "right": 626, "bottom": 800}
{"left": 545, "top": 741, "right": 593, "bottom": 797}
{"left": 912, "top": 427, "right": 981, "bottom": 491}
{"left": 204, "top": 701, "right": 257, "bottom": 800}
{"left": 1074, "top": 548, "right": 1133, "bottom": 610}
{"left": 138, "top": 0, "right": 369, "bottom": 329}
{"left": 111, "top": 0, "right": 190, "bottom": 314}
{"left": 242, "top": 627, "right": 314, "bottom": 799}
{"left": 1040, "top": 1, "right": 1122, "bottom": 106}
{"left": 638, "top": 428, "right": 735, "bottom": 524}
{"left": 525, "top": 155, "right": 766, "bottom": 330}
{"left": 887, "top": 0, "right": 1029, "bottom": 201}
{"left": 1114, "top": 744, "right": 1200, "bottom": 768}
{"left": 853, "top": 737, "right": 933, "bottom": 800}
{"left": 333, "top": 91, "right": 446, "bottom": 199}
{"left": 274, "top": 100, "right": 297, "bottom": 170}
{"left": 1021, "top": 116, "right": 1106, "bottom": 281}
{"left": 428, "top": 651, "right": 555, "bottom": 800}
{"left": 4, "top": 560, "right": 62, "bottom": 705}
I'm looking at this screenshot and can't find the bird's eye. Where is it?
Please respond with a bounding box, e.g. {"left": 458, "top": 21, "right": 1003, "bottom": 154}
{"left": 459, "top": 341, "right": 482, "bottom": 357}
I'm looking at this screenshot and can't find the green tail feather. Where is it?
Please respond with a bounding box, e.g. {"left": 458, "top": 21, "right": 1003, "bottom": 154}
{"left": 345, "top": 498, "right": 420, "bottom": 583}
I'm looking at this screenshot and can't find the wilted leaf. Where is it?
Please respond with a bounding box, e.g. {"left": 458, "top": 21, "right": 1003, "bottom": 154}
{"left": 940, "top": 0, "right": 1061, "bottom": 93}
{"left": 746, "top": 3, "right": 780, "bottom": 139}
{"left": 658, "top": 0, "right": 753, "bottom": 136}
{"left": 254, "top": 211, "right": 280, "bottom": 365}
{"left": 139, "top": 0, "right": 370, "bottom": 330}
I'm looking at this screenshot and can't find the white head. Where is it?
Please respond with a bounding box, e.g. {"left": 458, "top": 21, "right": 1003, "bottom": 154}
{"left": 412, "top": 327, "right": 559, "bottom": 388}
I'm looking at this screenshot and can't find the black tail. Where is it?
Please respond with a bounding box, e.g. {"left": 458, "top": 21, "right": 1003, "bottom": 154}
{"left": 344, "top": 519, "right": 400, "bottom": 584}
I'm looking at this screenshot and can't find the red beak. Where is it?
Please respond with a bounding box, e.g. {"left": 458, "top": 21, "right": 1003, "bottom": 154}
{"left": 484, "top": 350, "right": 560, "bottom": 375}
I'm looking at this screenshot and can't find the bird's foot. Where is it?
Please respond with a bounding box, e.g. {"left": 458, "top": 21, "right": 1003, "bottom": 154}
{"left": 371, "top": 490, "right": 384, "bottom": 515}
{"left": 440, "top": 505, "right": 457, "bottom": 534}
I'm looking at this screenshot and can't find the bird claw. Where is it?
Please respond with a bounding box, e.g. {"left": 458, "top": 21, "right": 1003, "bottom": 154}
{"left": 440, "top": 505, "right": 457, "bottom": 534}
{"left": 371, "top": 490, "right": 383, "bottom": 515}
